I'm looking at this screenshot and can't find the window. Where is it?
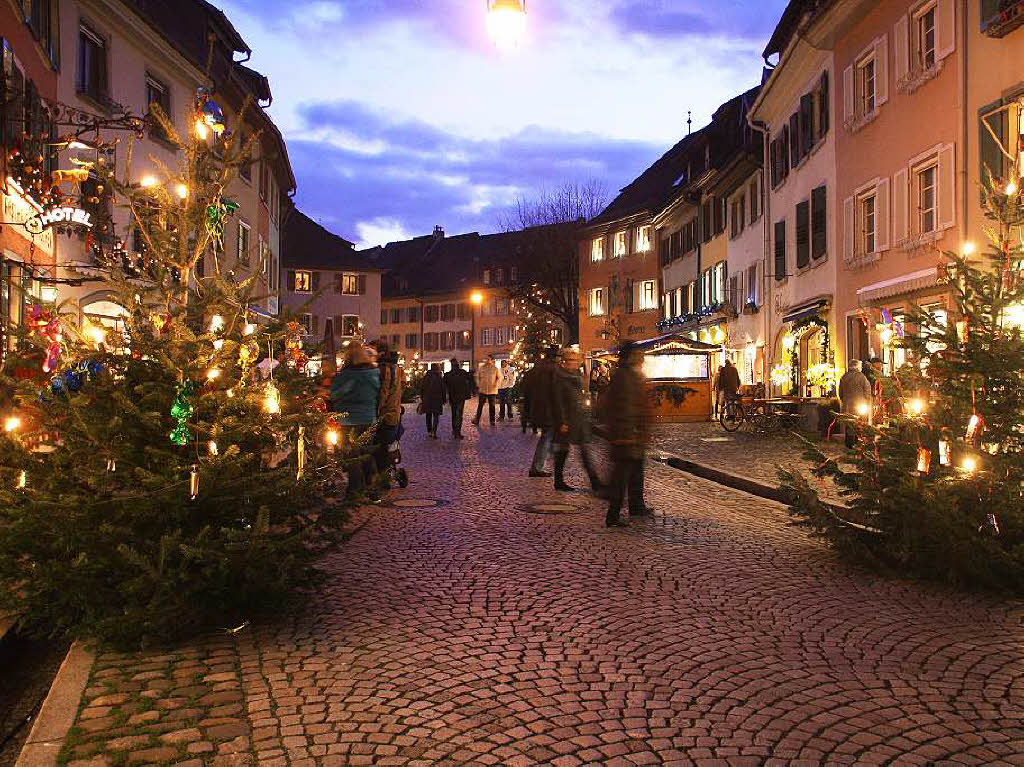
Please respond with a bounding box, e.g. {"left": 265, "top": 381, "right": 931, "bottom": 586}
{"left": 591, "top": 237, "right": 605, "bottom": 263}
{"left": 407, "top": 306, "right": 420, "bottom": 323}
{"left": 238, "top": 132, "right": 252, "bottom": 183}
{"left": 390, "top": 308, "right": 402, "bottom": 324}
{"left": 917, "top": 4, "right": 936, "bottom": 70}
{"left": 456, "top": 303, "right": 470, "bottom": 320}
{"left": 614, "top": 230, "right": 627, "bottom": 257}
{"left": 917, "top": 162, "right": 937, "bottom": 234}
{"left": 292, "top": 270, "right": 312, "bottom": 292}
{"left": 424, "top": 332, "right": 439, "bottom": 351}
{"left": 701, "top": 199, "right": 713, "bottom": 243}
{"left": 440, "top": 304, "right": 456, "bottom": 322}
{"left": 589, "top": 288, "right": 605, "bottom": 316}
{"left": 729, "top": 275, "right": 740, "bottom": 311}
{"left": 342, "top": 315, "right": 360, "bottom": 337}
{"left": 424, "top": 305, "right": 439, "bottom": 323}
{"left": 774, "top": 220, "right": 787, "bottom": 280}
{"left": 636, "top": 225, "right": 652, "bottom": 253}
{"left": 145, "top": 75, "right": 170, "bottom": 141}
{"left": 731, "top": 195, "right": 746, "bottom": 238}
{"left": 77, "top": 24, "right": 107, "bottom": 104}
{"left": 391, "top": 333, "right": 400, "bottom": 349}
{"left": 635, "top": 280, "right": 657, "bottom": 312}
{"left": 858, "top": 55, "right": 876, "bottom": 116}
{"left": 812, "top": 185, "right": 827, "bottom": 260}
{"left": 483, "top": 269, "right": 491, "bottom": 285}
{"left": 979, "top": 99, "right": 1011, "bottom": 185}
{"left": 457, "top": 330, "right": 472, "bottom": 350}
{"left": 23, "top": 0, "right": 60, "bottom": 67}
{"left": 480, "top": 328, "right": 493, "bottom": 347}
{"left": 381, "top": 309, "right": 388, "bottom": 325}
{"left": 750, "top": 177, "right": 761, "bottom": 223}
{"left": 495, "top": 299, "right": 508, "bottom": 316}
{"left": 746, "top": 264, "right": 758, "bottom": 305}
{"left": 495, "top": 327, "right": 507, "bottom": 345}
{"left": 440, "top": 331, "right": 456, "bottom": 351}
{"left": 406, "top": 333, "right": 419, "bottom": 348}
{"left": 339, "top": 273, "right": 360, "bottom": 295}
{"left": 770, "top": 126, "right": 790, "bottom": 187}
{"left": 796, "top": 200, "right": 811, "bottom": 269}
{"left": 237, "top": 221, "right": 250, "bottom": 264}
{"left": 299, "top": 313, "right": 314, "bottom": 335}
{"left": 858, "top": 191, "right": 877, "bottom": 255}
{"left": 494, "top": 268, "right": 505, "bottom": 284}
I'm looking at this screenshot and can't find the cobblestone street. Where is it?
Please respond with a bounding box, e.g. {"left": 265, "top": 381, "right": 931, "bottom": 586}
{"left": 64, "top": 418, "right": 1024, "bottom": 766}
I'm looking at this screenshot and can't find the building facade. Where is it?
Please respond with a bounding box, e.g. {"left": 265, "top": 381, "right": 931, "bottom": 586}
{"left": 281, "top": 208, "right": 382, "bottom": 352}
{"left": 1, "top": 0, "right": 60, "bottom": 355}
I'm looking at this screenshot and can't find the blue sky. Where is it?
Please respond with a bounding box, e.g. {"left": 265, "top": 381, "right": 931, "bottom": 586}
{"left": 218, "top": 0, "right": 787, "bottom": 247}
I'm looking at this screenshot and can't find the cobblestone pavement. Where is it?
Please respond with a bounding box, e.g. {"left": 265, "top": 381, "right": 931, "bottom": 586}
{"left": 62, "top": 417, "right": 1024, "bottom": 766}
{"left": 650, "top": 421, "right": 848, "bottom": 505}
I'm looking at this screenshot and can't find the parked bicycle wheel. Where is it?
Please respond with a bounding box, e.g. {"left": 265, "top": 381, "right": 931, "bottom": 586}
{"left": 719, "top": 401, "right": 745, "bottom": 432}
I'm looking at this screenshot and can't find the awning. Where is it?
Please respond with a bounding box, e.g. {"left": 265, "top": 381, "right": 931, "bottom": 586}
{"left": 856, "top": 267, "right": 939, "bottom": 305}
{"left": 632, "top": 332, "right": 719, "bottom": 353}
{"left": 783, "top": 297, "right": 831, "bottom": 324}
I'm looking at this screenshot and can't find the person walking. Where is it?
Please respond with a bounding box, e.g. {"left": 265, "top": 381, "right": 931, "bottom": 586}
{"left": 719, "top": 358, "right": 741, "bottom": 412}
{"left": 329, "top": 344, "right": 381, "bottom": 500}
{"left": 420, "top": 363, "right": 446, "bottom": 438}
{"left": 838, "top": 359, "right": 873, "bottom": 449}
{"left": 552, "top": 348, "right": 606, "bottom": 493}
{"left": 520, "top": 362, "right": 537, "bottom": 435}
{"left": 524, "top": 346, "right": 562, "bottom": 477}
{"left": 600, "top": 342, "right": 650, "bottom": 527}
{"left": 372, "top": 343, "right": 405, "bottom": 473}
{"left": 443, "top": 358, "right": 473, "bottom": 439}
{"left": 498, "top": 361, "right": 516, "bottom": 421}
{"left": 472, "top": 355, "right": 501, "bottom": 426}
{"left": 712, "top": 364, "right": 725, "bottom": 417}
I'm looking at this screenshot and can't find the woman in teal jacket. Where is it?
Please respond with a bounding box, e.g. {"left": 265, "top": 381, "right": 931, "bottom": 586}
{"left": 329, "top": 344, "right": 381, "bottom": 497}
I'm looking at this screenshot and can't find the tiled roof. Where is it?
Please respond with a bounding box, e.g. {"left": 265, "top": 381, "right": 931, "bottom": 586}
{"left": 282, "top": 209, "right": 380, "bottom": 271}
{"left": 587, "top": 85, "right": 761, "bottom": 230}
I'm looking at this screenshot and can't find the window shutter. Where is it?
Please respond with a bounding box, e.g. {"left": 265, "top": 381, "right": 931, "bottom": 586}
{"left": 311, "top": 271, "right": 320, "bottom": 291}
{"left": 843, "top": 195, "right": 855, "bottom": 262}
{"left": 334, "top": 273, "right": 342, "bottom": 294}
{"left": 811, "top": 185, "right": 827, "bottom": 260}
{"left": 894, "top": 15, "right": 910, "bottom": 80}
{"left": 874, "top": 34, "right": 889, "bottom": 107}
{"left": 789, "top": 112, "right": 801, "bottom": 166}
{"left": 357, "top": 274, "right": 367, "bottom": 295}
{"left": 774, "top": 220, "right": 787, "bottom": 280}
{"left": 893, "top": 167, "right": 909, "bottom": 244}
{"left": 287, "top": 270, "right": 296, "bottom": 291}
{"left": 818, "top": 71, "right": 830, "bottom": 137}
{"left": 312, "top": 315, "right": 319, "bottom": 334}
{"left": 979, "top": 101, "right": 1007, "bottom": 186}
{"left": 938, "top": 143, "right": 956, "bottom": 230}
{"left": 936, "top": 0, "right": 955, "bottom": 61}
{"left": 843, "top": 65, "right": 855, "bottom": 123}
{"left": 800, "top": 93, "right": 814, "bottom": 155}
{"left": 769, "top": 139, "right": 778, "bottom": 186}
{"left": 796, "top": 200, "right": 810, "bottom": 269}
{"left": 876, "top": 177, "right": 891, "bottom": 252}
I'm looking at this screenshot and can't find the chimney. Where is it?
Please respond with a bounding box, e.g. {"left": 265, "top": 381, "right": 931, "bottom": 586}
{"left": 433, "top": 225, "right": 444, "bottom": 239}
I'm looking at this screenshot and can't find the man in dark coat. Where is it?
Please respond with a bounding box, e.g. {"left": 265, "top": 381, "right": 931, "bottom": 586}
{"left": 420, "top": 363, "right": 446, "bottom": 438}
{"left": 443, "top": 358, "right": 473, "bottom": 439}
{"left": 600, "top": 342, "right": 650, "bottom": 527}
{"left": 552, "top": 348, "right": 605, "bottom": 493}
{"left": 720, "top": 359, "right": 741, "bottom": 405}
{"left": 523, "top": 346, "right": 565, "bottom": 477}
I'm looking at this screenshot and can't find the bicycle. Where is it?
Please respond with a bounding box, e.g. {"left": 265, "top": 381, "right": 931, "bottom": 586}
{"left": 719, "top": 396, "right": 746, "bottom": 432}
{"left": 719, "top": 397, "right": 800, "bottom": 436}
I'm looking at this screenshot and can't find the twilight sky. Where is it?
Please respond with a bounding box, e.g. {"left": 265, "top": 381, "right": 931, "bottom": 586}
{"left": 217, "top": 0, "right": 787, "bottom": 248}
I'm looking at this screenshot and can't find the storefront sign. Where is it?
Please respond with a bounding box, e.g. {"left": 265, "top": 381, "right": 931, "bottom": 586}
{"left": 2, "top": 190, "right": 54, "bottom": 253}
{"left": 24, "top": 206, "right": 93, "bottom": 235}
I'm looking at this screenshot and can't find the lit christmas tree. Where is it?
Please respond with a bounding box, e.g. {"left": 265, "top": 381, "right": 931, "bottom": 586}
{"left": 0, "top": 94, "right": 345, "bottom": 647}
{"left": 781, "top": 170, "right": 1024, "bottom": 594}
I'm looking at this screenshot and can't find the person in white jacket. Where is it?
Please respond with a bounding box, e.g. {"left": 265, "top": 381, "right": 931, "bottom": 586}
{"left": 473, "top": 356, "right": 502, "bottom": 426}
{"left": 498, "top": 362, "right": 517, "bottom": 421}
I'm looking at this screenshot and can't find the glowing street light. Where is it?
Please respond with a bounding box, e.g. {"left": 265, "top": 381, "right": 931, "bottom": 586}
{"left": 470, "top": 291, "right": 484, "bottom": 305}
{"left": 487, "top": 0, "right": 526, "bottom": 49}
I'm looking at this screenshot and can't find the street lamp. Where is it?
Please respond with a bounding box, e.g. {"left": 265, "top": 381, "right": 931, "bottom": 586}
{"left": 486, "top": 0, "right": 527, "bottom": 49}
{"left": 470, "top": 291, "right": 484, "bottom": 370}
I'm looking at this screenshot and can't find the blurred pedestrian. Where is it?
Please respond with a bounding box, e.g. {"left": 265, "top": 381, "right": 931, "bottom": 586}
{"left": 329, "top": 344, "right": 380, "bottom": 500}
{"left": 443, "top": 358, "right": 473, "bottom": 439}
{"left": 720, "top": 358, "right": 741, "bottom": 410}
{"left": 600, "top": 342, "right": 650, "bottom": 527}
{"left": 552, "top": 348, "right": 605, "bottom": 493}
{"left": 420, "top": 363, "right": 445, "bottom": 438}
{"left": 498, "top": 361, "right": 516, "bottom": 421}
{"left": 523, "top": 346, "right": 562, "bottom": 477}
{"left": 838, "top": 359, "right": 872, "bottom": 449}
{"left": 372, "top": 342, "right": 405, "bottom": 473}
{"left": 712, "top": 364, "right": 725, "bottom": 417}
{"left": 473, "top": 355, "right": 501, "bottom": 426}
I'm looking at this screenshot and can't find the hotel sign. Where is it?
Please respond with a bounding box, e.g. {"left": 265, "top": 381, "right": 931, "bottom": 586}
{"left": 24, "top": 206, "right": 93, "bottom": 235}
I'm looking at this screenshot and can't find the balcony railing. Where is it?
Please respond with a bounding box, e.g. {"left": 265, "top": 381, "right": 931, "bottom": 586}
{"left": 984, "top": 0, "right": 1024, "bottom": 37}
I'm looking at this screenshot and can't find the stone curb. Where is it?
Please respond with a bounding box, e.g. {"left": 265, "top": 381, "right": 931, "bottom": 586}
{"left": 15, "top": 641, "right": 95, "bottom": 767}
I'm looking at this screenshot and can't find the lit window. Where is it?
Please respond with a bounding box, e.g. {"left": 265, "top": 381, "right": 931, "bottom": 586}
{"left": 637, "top": 280, "right": 658, "bottom": 311}
{"left": 917, "top": 163, "right": 937, "bottom": 234}
{"left": 591, "top": 237, "right": 604, "bottom": 263}
{"left": 614, "top": 231, "right": 627, "bottom": 257}
{"left": 483, "top": 269, "right": 491, "bottom": 285}
{"left": 342, "top": 315, "right": 359, "bottom": 336}
{"left": 636, "top": 225, "right": 652, "bottom": 253}
{"left": 294, "top": 270, "right": 312, "bottom": 292}
{"left": 589, "top": 288, "right": 605, "bottom": 316}
{"left": 340, "top": 273, "right": 359, "bottom": 295}
{"left": 858, "top": 192, "right": 876, "bottom": 255}
{"left": 299, "top": 313, "right": 313, "bottom": 334}
{"left": 237, "top": 221, "right": 250, "bottom": 263}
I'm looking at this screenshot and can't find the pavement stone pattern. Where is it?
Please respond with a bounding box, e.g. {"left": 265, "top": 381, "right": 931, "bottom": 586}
{"left": 650, "top": 421, "right": 848, "bottom": 506}
{"left": 60, "top": 416, "right": 1024, "bottom": 765}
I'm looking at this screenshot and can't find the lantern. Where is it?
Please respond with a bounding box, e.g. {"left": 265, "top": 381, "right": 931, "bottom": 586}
{"left": 487, "top": 0, "right": 527, "bottom": 49}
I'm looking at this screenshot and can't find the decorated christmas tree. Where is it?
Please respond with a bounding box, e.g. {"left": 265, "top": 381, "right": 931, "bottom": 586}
{"left": 509, "top": 295, "right": 560, "bottom": 370}
{"left": 781, "top": 170, "right": 1024, "bottom": 594}
{"left": 0, "top": 93, "right": 345, "bottom": 647}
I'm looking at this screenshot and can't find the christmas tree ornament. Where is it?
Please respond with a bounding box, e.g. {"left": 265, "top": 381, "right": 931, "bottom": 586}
{"left": 16, "top": 469, "right": 26, "bottom": 489}
{"left": 296, "top": 425, "right": 306, "bottom": 480}
{"left": 189, "top": 465, "right": 199, "bottom": 500}
{"left": 263, "top": 382, "right": 281, "bottom": 414}
{"left": 916, "top": 447, "right": 931, "bottom": 475}
{"left": 209, "top": 314, "right": 225, "bottom": 333}
{"left": 966, "top": 413, "right": 985, "bottom": 444}
{"left": 106, "top": 459, "right": 116, "bottom": 472}
{"left": 169, "top": 381, "right": 199, "bottom": 445}
{"left": 939, "top": 438, "right": 952, "bottom": 466}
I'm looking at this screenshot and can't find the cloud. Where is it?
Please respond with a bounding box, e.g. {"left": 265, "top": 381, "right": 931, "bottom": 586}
{"left": 607, "top": 0, "right": 789, "bottom": 41}
{"left": 286, "top": 100, "right": 663, "bottom": 245}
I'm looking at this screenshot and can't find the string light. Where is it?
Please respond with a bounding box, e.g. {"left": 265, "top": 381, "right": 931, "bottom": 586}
{"left": 213, "top": 339, "right": 224, "bottom": 350}
{"left": 962, "top": 242, "right": 976, "bottom": 256}
{"left": 140, "top": 175, "right": 157, "bottom": 188}
{"left": 16, "top": 469, "right": 26, "bottom": 489}
{"left": 206, "top": 368, "right": 221, "bottom": 381}
{"left": 210, "top": 315, "right": 225, "bottom": 333}
{"left": 176, "top": 184, "right": 189, "bottom": 199}
{"left": 325, "top": 429, "right": 339, "bottom": 446}
{"left": 908, "top": 399, "right": 925, "bottom": 416}
{"left": 263, "top": 382, "right": 281, "bottom": 414}
{"left": 960, "top": 456, "right": 978, "bottom": 474}
{"left": 4, "top": 416, "right": 21, "bottom": 433}
{"left": 208, "top": 440, "right": 219, "bottom": 456}
{"left": 1007, "top": 180, "right": 1018, "bottom": 196}
{"left": 243, "top": 323, "right": 256, "bottom": 336}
